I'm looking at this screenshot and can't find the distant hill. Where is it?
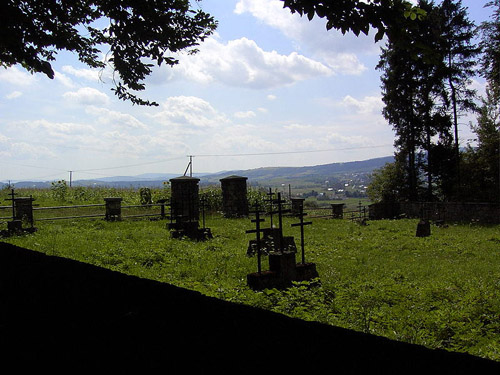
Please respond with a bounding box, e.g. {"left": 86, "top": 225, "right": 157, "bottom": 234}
{"left": 3, "top": 156, "right": 394, "bottom": 189}
{"left": 203, "top": 156, "right": 394, "bottom": 183}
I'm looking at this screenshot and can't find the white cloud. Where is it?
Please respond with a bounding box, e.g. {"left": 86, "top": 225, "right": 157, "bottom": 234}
{"left": 283, "top": 123, "right": 313, "bottom": 131}
{"left": 203, "top": 130, "right": 278, "bottom": 153}
{"left": 318, "top": 95, "right": 383, "bottom": 115}
{"left": 319, "top": 53, "right": 367, "bottom": 76}
{"left": 101, "top": 131, "right": 150, "bottom": 155}
{"left": 163, "top": 37, "right": 332, "bottom": 89}
{"left": 63, "top": 87, "right": 110, "bottom": 106}
{"left": 0, "top": 66, "right": 37, "bottom": 86}
{"left": 234, "top": 0, "right": 374, "bottom": 75}
{"left": 15, "top": 119, "right": 96, "bottom": 136}
{"left": 54, "top": 71, "right": 76, "bottom": 88}
{"left": 152, "top": 96, "right": 229, "bottom": 129}
{"left": 339, "top": 95, "right": 383, "bottom": 114}
{"left": 85, "top": 106, "right": 148, "bottom": 129}
{"left": 5, "top": 91, "right": 22, "bottom": 99}
{"left": 62, "top": 65, "right": 102, "bottom": 82}
{"left": 10, "top": 142, "right": 57, "bottom": 158}
{"left": 234, "top": 110, "right": 257, "bottom": 119}
{"left": 267, "top": 94, "right": 277, "bottom": 100}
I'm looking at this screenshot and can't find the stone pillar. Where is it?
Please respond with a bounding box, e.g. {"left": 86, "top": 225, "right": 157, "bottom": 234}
{"left": 331, "top": 203, "right": 345, "bottom": 219}
{"left": 290, "top": 198, "right": 305, "bottom": 216}
{"left": 170, "top": 176, "right": 200, "bottom": 223}
{"left": 104, "top": 197, "right": 123, "bottom": 221}
{"left": 14, "top": 197, "right": 35, "bottom": 226}
{"left": 220, "top": 175, "right": 248, "bottom": 218}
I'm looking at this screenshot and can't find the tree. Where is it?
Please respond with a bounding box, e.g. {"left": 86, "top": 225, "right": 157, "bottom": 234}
{"left": 462, "top": 87, "right": 500, "bottom": 202}
{"left": 281, "top": 0, "right": 426, "bottom": 42}
{"left": 0, "top": 0, "right": 217, "bottom": 106}
{"left": 377, "top": 0, "right": 482, "bottom": 202}
{"left": 438, "top": 0, "right": 480, "bottom": 189}
{"left": 479, "top": 0, "right": 500, "bottom": 100}
{"left": 367, "top": 156, "right": 408, "bottom": 203}
{"left": 377, "top": 1, "right": 450, "bottom": 201}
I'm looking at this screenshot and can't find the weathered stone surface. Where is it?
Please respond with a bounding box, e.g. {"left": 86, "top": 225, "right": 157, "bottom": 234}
{"left": 220, "top": 175, "right": 248, "bottom": 218}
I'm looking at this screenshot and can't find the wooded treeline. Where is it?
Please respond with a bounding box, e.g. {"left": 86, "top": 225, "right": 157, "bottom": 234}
{"left": 368, "top": 0, "right": 500, "bottom": 203}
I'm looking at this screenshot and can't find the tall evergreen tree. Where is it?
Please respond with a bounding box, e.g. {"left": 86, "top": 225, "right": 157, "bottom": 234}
{"left": 438, "top": 0, "right": 480, "bottom": 193}
{"left": 461, "top": 87, "right": 500, "bottom": 201}
{"left": 479, "top": 0, "right": 500, "bottom": 100}
{"left": 377, "top": 0, "right": 480, "bottom": 202}
{"left": 377, "top": 0, "right": 449, "bottom": 200}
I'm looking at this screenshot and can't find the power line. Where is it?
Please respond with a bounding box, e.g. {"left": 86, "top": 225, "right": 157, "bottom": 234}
{"left": 74, "top": 156, "right": 186, "bottom": 172}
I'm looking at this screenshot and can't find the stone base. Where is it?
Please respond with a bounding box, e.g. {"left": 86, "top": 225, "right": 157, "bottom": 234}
{"left": 247, "top": 252, "right": 319, "bottom": 291}
{"left": 1, "top": 221, "right": 37, "bottom": 237}
{"left": 170, "top": 226, "right": 213, "bottom": 241}
{"left": 416, "top": 220, "right": 431, "bottom": 237}
{"left": 8, "top": 220, "right": 22, "bottom": 233}
{"left": 295, "top": 262, "right": 319, "bottom": 282}
{"left": 247, "top": 230, "right": 298, "bottom": 256}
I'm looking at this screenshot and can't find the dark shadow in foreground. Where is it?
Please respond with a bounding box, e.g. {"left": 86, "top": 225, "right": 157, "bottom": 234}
{"left": 1, "top": 242, "right": 498, "bottom": 373}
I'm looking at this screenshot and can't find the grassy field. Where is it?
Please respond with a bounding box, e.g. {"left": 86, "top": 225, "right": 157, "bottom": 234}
{"left": 2, "top": 204, "right": 500, "bottom": 362}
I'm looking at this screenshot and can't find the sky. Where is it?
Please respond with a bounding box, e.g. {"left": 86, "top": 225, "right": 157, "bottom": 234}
{"left": 0, "top": 0, "right": 494, "bottom": 182}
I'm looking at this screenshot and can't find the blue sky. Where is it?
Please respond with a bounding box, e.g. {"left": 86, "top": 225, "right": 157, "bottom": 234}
{"left": 0, "top": 0, "right": 493, "bottom": 182}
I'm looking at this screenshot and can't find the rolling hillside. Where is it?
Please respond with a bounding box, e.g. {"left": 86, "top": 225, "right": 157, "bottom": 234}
{"left": 3, "top": 156, "right": 394, "bottom": 189}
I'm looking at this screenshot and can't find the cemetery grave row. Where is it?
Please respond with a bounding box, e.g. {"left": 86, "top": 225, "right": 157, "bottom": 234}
{"left": 2, "top": 173, "right": 475, "bottom": 290}
{"left": 0, "top": 175, "right": 327, "bottom": 290}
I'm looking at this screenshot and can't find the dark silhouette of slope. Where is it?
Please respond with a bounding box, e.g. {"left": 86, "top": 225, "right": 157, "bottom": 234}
{"left": 1, "top": 242, "right": 498, "bottom": 373}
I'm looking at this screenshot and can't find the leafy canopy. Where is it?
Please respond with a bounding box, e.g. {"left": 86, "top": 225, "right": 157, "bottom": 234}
{"left": 0, "top": 0, "right": 217, "bottom": 106}
{"left": 281, "top": 0, "right": 426, "bottom": 42}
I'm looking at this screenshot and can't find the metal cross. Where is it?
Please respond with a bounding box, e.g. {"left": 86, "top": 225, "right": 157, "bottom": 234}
{"left": 266, "top": 188, "right": 275, "bottom": 228}
{"left": 246, "top": 203, "right": 266, "bottom": 274}
{"left": 291, "top": 205, "right": 312, "bottom": 264}
{"left": 200, "top": 196, "right": 207, "bottom": 229}
{"left": 271, "top": 192, "right": 290, "bottom": 253}
{"left": 5, "top": 188, "right": 17, "bottom": 221}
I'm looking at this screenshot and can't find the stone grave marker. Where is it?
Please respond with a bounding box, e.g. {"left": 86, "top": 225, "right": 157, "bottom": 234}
{"left": 246, "top": 192, "right": 317, "bottom": 290}
{"left": 168, "top": 176, "right": 212, "bottom": 240}
{"left": 416, "top": 203, "right": 431, "bottom": 237}
{"left": 220, "top": 175, "right": 249, "bottom": 218}
{"left": 3, "top": 189, "right": 37, "bottom": 235}
{"left": 104, "top": 197, "right": 123, "bottom": 221}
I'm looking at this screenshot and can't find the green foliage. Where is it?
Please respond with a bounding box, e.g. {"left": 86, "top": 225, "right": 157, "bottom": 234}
{"left": 460, "top": 87, "right": 500, "bottom": 202}
{"left": 3, "top": 193, "right": 500, "bottom": 362}
{"left": 1, "top": 0, "right": 217, "bottom": 106}
{"left": 50, "top": 180, "right": 68, "bottom": 201}
{"left": 377, "top": 0, "right": 479, "bottom": 201}
{"left": 247, "top": 188, "right": 269, "bottom": 209}
{"left": 281, "top": 0, "right": 421, "bottom": 42}
{"left": 139, "top": 188, "right": 152, "bottom": 205}
{"left": 479, "top": 0, "right": 500, "bottom": 100}
{"left": 200, "top": 187, "right": 223, "bottom": 212}
{"left": 367, "top": 161, "right": 407, "bottom": 203}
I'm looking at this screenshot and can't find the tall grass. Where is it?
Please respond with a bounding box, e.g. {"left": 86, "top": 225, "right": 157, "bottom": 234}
{"left": 2, "top": 187, "right": 500, "bottom": 361}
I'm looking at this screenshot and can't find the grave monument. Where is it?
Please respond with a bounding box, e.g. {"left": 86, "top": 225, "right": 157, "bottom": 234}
{"left": 220, "top": 175, "right": 249, "bottom": 218}
{"left": 168, "top": 176, "right": 212, "bottom": 240}
{"left": 246, "top": 192, "right": 319, "bottom": 290}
